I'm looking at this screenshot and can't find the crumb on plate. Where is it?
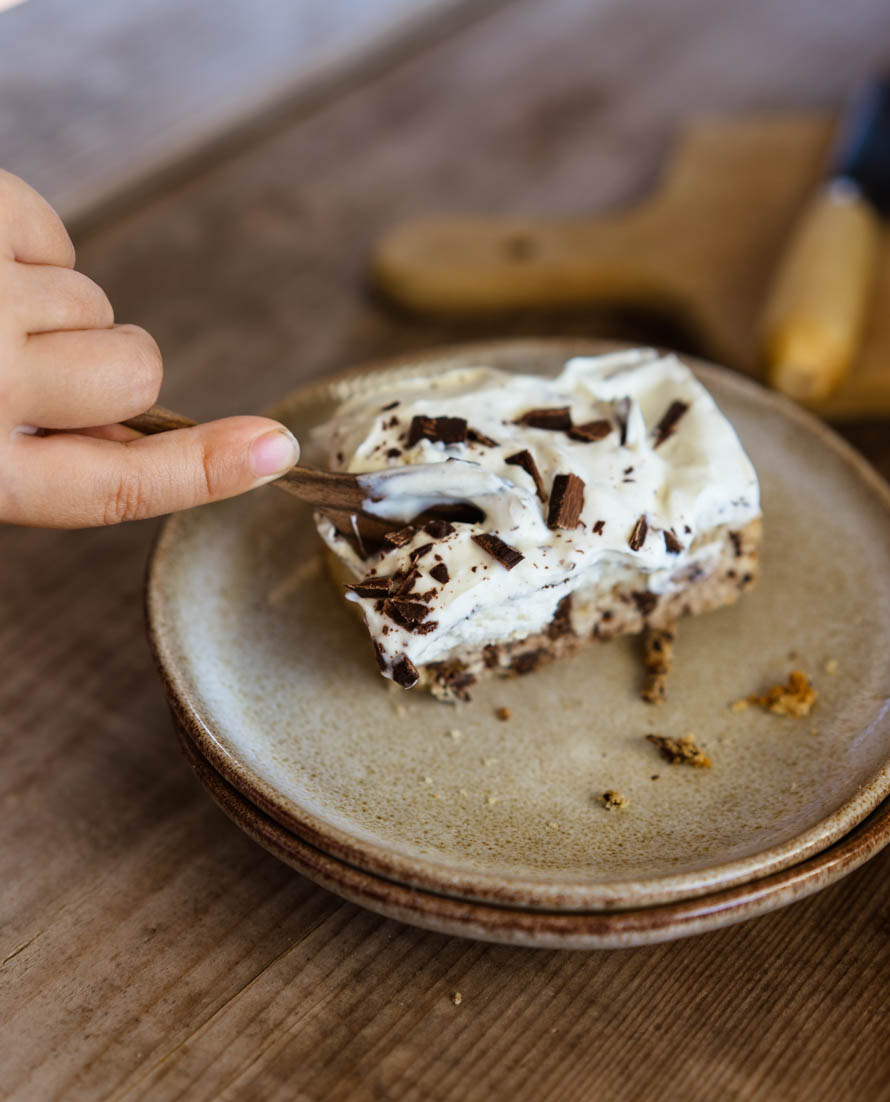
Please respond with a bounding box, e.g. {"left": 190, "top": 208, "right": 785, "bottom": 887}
{"left": 646, "top": 733, "right": 712, "bottom": 768}
{"left": 743, "top": 669, "right": 817, "bottom": 718}
{"left": 641, "top": 623, "right": 675, "bottom": 704}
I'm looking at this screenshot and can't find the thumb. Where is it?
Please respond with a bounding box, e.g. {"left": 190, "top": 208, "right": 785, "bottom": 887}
{"left": 7, "top": 416, "right": 300, "bottom": 527}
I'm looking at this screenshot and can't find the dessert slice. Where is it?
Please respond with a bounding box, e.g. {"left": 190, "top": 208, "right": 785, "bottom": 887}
{"left": 312, "top": 349, "right": 761, "bottom": 701}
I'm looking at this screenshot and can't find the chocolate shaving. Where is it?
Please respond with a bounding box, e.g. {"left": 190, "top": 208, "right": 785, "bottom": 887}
{"left": 386, "top": 448, "right": 402, "bottom": 459}
{"left": 663, "top": 529, "right": 683, "bottom": 554}
{"left": 568, "top": 419, "right": 611, "bottom": 442}
{"left": 380, "top": 400, "right": 400, "bottom": 412}
{"left": 392, "top": 656, "right": 419, "bottom": 688}
{"left": 652, "top": 400, "right": 689, "bottom": 447}
{"left": 467, "top": 427, "right": 499, "bottom": 447}
{"left": 391, "top": 566, "right": 421, "bottom": 596}
{"left": 386, "top": 598, "right": 429, "bottom": 623}
{"left": 382, "top": 525, "right": 416, "bottom": 549}
{"left": 472, "top": 533, "right": 524, "bottom": 570}
{"left": 407, "top": 415, "right": 467, "bottom": 446}
{"left": 592, "top": 519, "right": 605, "bottom": 535}
{"left": 511, "top": 649, "right": 546, "bottom": 675}
{"left": 632, "top": 590, "right": 658, "bottom": 616}
{"left": 424, "top": 518, "right": 455, "bottom": 539}
{"left": 346, "top": 575, "right": 393, "bottom": 599}
{"left": 547, "top": 473, "right": 585, "bottom": 530}
{"left": 384, "top": 599, "right": 438, "bottom": 634}
{"left": 516, "top": 407, "right": 572, "bottom": 431}
{"left": 628, "top": 515, "right": 648, "bottom": 551}
{"left": 482, "top": 644, "right": 500, "bottom": 669}
{"left": 505, "top": 449, "right": 547, "bottom": 501}
{"left": 373, "top": 641, "right": 387, "bottom": 671}
{"left": 548, "top": 594, "right": 574, "bottom": 639}
{"left": 729, "top": 531, "right": 742, "bottom": 557}
{"left": 409, "top": 542, "right": 435, "bottom": 563}
{"left": 429, "top": 562, "right": 450, "bottom": 584}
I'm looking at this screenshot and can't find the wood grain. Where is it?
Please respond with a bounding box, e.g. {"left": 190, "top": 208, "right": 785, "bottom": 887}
{"left": 0, "top": 0, "right": 503, "bottom": 227}
{"left": 3, "top": 0, "right": 890, "bottom": 1099}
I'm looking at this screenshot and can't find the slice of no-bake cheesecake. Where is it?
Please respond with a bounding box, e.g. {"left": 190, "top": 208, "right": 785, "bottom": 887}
{"left": 312, "top": 349, "right": 762, "bottom": 702}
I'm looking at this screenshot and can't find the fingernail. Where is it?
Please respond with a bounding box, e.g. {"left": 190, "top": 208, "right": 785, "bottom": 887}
{"left": 250, "top": 429, "right": 300, "bottom": 479}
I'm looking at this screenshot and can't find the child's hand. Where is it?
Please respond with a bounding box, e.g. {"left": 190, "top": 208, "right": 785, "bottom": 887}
{"left": 0, "top": 170, "right": 300, "bottom": 528}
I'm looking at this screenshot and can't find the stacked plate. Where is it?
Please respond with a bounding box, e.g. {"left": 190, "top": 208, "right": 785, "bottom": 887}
{"left": 146, "top": 341, "right": 890, "bottom": 949}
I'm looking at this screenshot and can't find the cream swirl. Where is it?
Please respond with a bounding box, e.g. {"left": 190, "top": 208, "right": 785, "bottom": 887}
{"left": 313, "top": 349, "right": 760, "bottom": 680}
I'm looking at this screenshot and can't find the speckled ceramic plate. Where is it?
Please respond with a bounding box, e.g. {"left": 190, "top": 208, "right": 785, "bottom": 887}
{"left": 176, "top": 718, "right": 890, "bottom": 949}
{"left": 147, "top": 340, "right": 890, "bottom": 911}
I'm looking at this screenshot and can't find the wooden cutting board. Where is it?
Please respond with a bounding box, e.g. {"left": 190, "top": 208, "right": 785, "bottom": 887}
{"left": 372, "top": 113, "right": 890, "bottom": 419}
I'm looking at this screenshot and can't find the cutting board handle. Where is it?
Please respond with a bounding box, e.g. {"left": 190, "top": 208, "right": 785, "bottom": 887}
{"left": 371, "top": 209, "right": 682, "bottom": 317}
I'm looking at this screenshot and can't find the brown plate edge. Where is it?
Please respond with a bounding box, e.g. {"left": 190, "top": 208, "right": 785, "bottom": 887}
{"left": 174, "top": 709, "right": 890, "bottom": 951}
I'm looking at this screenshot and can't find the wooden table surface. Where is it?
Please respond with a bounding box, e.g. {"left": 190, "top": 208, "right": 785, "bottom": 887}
{"left": 4, "top": 1, "right": 890, "bottom": 1098}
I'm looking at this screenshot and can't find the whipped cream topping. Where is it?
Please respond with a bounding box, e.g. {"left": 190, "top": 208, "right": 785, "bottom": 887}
{"left": 313, "top": 349, "right": 761, "bottom": 685}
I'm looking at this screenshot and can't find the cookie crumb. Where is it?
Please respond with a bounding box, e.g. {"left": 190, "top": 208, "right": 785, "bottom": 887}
{"left": 394, "top": 703, "right": 407, "bottom": 718}
{"left": 646, "top": 733, "right": 712, "bottom": 768}
{"left": 547, "top": 820, "right": 559, "bottom": 829}
{"left": 487, "top": 795, "right": 500, "bottom": 806}
{"left": 730, "top": 698, "right": 749, "bottom": 712}
{"left": 824, "top": 658, "right": 839, "bottom": 676}
{"left": 641, "top": 624, "right": 675, "bottom": 704}
{"left": 746, "top": 670, "right": 817, "bottom": 717}
{"left": 423, "top": 776, "right": 433, "bottom": 785}
{"left": 451, "top": 991, "right": 463, "bottom": 1006}
{"left": 495, "top": 706, "right": 512, "bottom": 721}
{"left": 601, "top": 790, "right": 628, "bottom": 810}
{"left": 448, "top": 728, "right": 463, "bottom": 740}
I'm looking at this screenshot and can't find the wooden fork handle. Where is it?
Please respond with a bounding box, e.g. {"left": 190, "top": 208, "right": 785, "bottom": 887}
{"left": 124, "top": 405, "right": 198, "bottom": 435}
{"left": 122, "top": 405, "right": 367, "bottom": 513}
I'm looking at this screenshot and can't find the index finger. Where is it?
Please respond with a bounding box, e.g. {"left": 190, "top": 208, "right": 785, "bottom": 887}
{"left": 0, "top": 169, "right": 75, "bottom": 268}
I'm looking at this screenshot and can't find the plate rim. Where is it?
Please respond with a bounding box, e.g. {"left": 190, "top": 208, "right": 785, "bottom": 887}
{"left": 174, "top": 711, "right": 890, "bottom": 950}
{"left": 146, "top": 337, "right": 890, "bottom": 910}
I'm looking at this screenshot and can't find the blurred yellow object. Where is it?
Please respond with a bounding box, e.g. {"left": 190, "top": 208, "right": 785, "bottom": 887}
{"left": 761, "top": 180, "right": 881, "bottom": 404}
